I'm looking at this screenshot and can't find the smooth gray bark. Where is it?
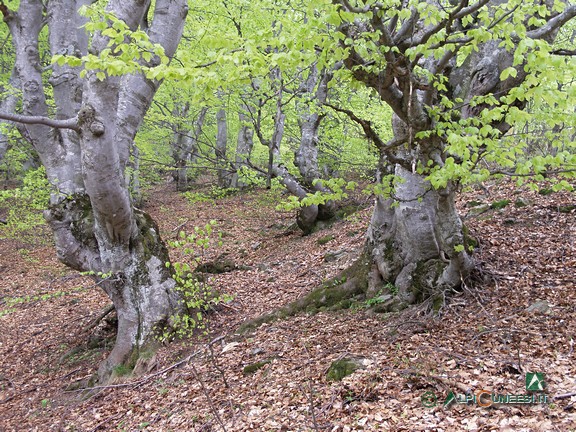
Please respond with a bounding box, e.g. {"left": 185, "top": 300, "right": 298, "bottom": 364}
{"left": 335, "top": 0, "right": 575, "bottom": 310}
{"left": 3, "top": 0, "right": 188, "bottom": 381}
{"left": 172, "top": 104, "right": 208, "bottom": 191}
{"left": 0, "top": 70, "right": 20, "bottom": 165}
{"left": 230, "top": 106, "right": 254, "bottom": 188}
{"left": 215, "top": 106, "right": 230, "bottom": 187}
{"left": 294, "top": 65, "right": 337, "bottom": 225}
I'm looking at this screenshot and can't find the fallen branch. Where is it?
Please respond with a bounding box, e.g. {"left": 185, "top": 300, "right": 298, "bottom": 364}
{"left": 66, "top": 349, "right": 201, "bottom": 392}
{"left": 82, "top": 304, "right": 115, "bottom": 333}
{"left": 553, "top": 391, "right": 576, "bottom": 400}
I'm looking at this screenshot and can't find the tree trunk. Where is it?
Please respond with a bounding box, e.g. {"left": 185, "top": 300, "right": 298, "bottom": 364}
{"left": 329, "top": 0, "right": 576, "bottom": 310}
{"left": 215, "top": 106, "right": 230, "bottom": 187}
{"left": 0, "top": 70, "right": 20, "bottom": 165}
{"left": 4, "top": 0, "right": 188, "bottom": 382}
{"left": 364, "top": 163, "right": 474, "bottom": 311}
{"left": 172, "top": 105, "right": 207, "bottom": 191}
{"left": 230, "top": 107, "right": 254, "bottom": 188}
{"left": 294, "top": 65, "right": 336, "bottom": 226}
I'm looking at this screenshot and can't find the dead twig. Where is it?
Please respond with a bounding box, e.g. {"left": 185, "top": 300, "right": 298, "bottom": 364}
{"left": 207, "top": 336, "right": 229, "bottom": 388}
{"left": 172, "top": 219, "right": 190, "bottom": 234}
{"left": 553, "top": 391, "right": 576, "bottom": 400}
{"left": 189, "top": 361, "right": 228, "bottom": 432}
{"left": 82, "top": 304, "right": 115, "bottom": 334}
{"left": 67, "top": 349, "right": 201, "bottom": 392}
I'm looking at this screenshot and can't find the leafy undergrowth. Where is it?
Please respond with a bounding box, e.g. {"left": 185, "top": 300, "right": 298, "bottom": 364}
{"left": 0, "top": 181, "right": 575, "bottom": 431}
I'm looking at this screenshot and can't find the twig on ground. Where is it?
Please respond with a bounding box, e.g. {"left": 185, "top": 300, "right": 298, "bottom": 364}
{"left": 88, "top": 412, "right": 125, "bottom": 432}
{"left": 67, "top": 349, "right": 201, "bottom": 392}
{"left": 172, "top": 219, "right": 190, "bottom": 234}
{"left": 189, "top": 361, "right": 228, "bottom": 432}
{"left": 553, "top": 391, "right": 576, "bottom": 400}
{"left": 82, "top": 304, "right": 115, "bottom": 333}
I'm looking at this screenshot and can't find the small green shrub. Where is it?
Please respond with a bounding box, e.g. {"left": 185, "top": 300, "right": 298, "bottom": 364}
{"left": 182, "top": 186, "right": 237, "bottom": 205}
{"left": 162, "top": 221, "right": 232, "bottom": 341}
{"left": 276, "top": 177, "right": 358, "bottom": 212}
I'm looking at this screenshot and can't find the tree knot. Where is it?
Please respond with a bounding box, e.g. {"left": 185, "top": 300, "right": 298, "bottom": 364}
{"left": 78, "top": 104, "right": 106, "bottom": 136}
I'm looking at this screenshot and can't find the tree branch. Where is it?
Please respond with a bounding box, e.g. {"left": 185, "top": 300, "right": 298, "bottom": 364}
{"left": 0, "top": 112, "right": 79, "bottom": 132}
{"left": 324, "top": 102, "right": 405, "bottom": 163}
{"left": 552, "top": 48, "right": 576, "bottom": 56}
{"left": 528, "top": 5, "right": 576, "bottom": 40}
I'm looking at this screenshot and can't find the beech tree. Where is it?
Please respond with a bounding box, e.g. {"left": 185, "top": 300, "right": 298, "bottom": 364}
{"left": 0, "top": 0, "right": 188, "bottom": 381}
{"left": 322, "top": 0, "right": 576, "bottom": 311}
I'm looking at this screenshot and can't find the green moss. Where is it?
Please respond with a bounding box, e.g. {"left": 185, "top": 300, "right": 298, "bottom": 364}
{"left": 326, "top": 358, "right": 363, "bottom": 381}
{"left": 238, "top": 255, "right": 370, "bottom": 333}
{"left": 335, "top": 204, "right": 360, "bottom": 219}
{"left": 538, "top": 188, "right": 553, "bottom": 196}
{"left": 317, "top": 234, "right": 335, "bottom": 245}
{"left": 462, "top": 224, "right": 478, "bottom": 251}
{"left": 195, "top": 258, "right": 236, "bottom": 274}
{"left": 466, "top": 200, "right": 484, "bottom": 208}
{"left": 490, "top": 199, "right": 511, "bottom": 210}
{"left": 243, "top": 359, "right": 272, "bottom": 375}
{"left": 384, "top": 238, "right": 395, "bottom": 262}
{"left": 559, "top": 205, "right": 576, "bottom": 213}
{"left": 432, "top": 295, "right": 444, "bottom": 313}
{"left": 112, "top": 364, "right": 133, "bottom": 378}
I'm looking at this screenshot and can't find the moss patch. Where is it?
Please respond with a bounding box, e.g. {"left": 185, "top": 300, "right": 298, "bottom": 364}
{"left": 243, "top": 359, "right": 272, "bottom": 375}
{"left": 326, "top": 357, "right": 365, "bottom": 381}
{"left": 490, "top": 199, "right": 511, "bottom": 210}
{"left": 317, "top": 234, "right": 334, "bottom": 245}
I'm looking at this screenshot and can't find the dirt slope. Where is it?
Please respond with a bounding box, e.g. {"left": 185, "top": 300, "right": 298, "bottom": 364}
{"left": 0, "top": 181, "right": 575, "bottom": 431}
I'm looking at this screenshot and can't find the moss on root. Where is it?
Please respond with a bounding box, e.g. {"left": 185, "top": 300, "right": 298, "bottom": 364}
{"left": 238, "top": 254, "right": 371, "bottom": 334}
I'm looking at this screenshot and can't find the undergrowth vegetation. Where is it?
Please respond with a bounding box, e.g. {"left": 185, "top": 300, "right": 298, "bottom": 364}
{"left": 0, "top": 167, "right": 52, "bottom": 245}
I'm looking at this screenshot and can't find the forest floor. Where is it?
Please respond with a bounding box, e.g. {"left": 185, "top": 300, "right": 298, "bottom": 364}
{"left": 0, "top": 179, "right": 575, "bottom": 432}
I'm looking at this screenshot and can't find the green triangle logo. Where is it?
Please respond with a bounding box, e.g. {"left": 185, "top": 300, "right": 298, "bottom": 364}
{"left": 526, "top": 373, "right": 546, "bottom": 391}
{"left": 444, "top": 391, "right": 456, "bottom": 408}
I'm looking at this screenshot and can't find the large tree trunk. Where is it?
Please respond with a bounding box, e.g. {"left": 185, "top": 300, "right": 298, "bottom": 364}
{"left": 364, "top": 163, "right": 474, "bottom": 310}
{"left": 328, "top": 0, "right": 576, "bottom": 311}
{"left": 4, "top": 0, "right": 188, "bottom": 382}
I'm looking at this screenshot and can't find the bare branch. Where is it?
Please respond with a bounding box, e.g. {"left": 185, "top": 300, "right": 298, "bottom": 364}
{"left": 0, "top": 111, "right": 79, "bottom": 131}
{"left": 552, "top": 48, "right": 576, "bottom": 56}
{"left": 324, "top": 102, "right": 405, "bottom": 163}
{"left": 528, "top": 5, "right": 576, "bottom": 39}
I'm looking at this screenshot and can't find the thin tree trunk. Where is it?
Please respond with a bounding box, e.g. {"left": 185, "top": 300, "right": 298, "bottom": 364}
{"left": 215, "top": 106, "right": 229, "bottom": 187}
{"left": 172, "top": 105, "right": 207, "bottom": 191}
{"left": 230, "top": 107, "right": 254, "bottom": 188}
{"left": 294, "top": 65, "right": 337, "bottom": 225}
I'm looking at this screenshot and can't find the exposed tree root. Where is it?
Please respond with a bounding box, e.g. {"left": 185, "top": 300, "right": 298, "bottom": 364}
{"left": 238, "top": 255, "right": 371, "bottom": 333}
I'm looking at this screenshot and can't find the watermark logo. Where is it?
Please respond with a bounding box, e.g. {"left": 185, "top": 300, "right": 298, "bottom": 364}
{"left": 526, "top": 372, "right": 546, "bottom": 391}
{"left": 420, "top": 390, "right": 437, "bottom": 408}
{"left": 422, "top": 373, "right": 549, "bottom": 408}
